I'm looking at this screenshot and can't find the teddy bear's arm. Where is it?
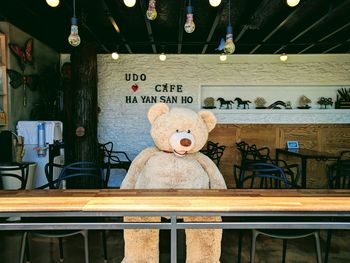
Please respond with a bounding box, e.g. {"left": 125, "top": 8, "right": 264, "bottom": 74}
{"left": 193, "top": 153, "right": 227, "bottom": 189}
{"left": 120, "top": 147, "right": 160, "bottom": 189}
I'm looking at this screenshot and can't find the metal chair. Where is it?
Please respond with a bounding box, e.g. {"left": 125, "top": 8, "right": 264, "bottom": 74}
{"left": 99, "top": 142, "right": 131, "bottom": 188}
{"left": 200, "top": 141, "right": 226, "bottom": 167}
{"left": 234, "top": 141, "right": 301, "bottom": 188}
{"left": 19, "top": 162, "right": 105, "bottom": 263}
{"left": 236, "top": 162, "right": 322, "bottom": 263}
{"left": 0, "top": 162, "right": 28, "bottom": 190}
{"left": 324, "top": 151, "right": 350, "bottom": 263}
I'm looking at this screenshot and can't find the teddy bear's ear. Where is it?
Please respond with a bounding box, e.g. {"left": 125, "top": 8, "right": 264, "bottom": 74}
{"left": 198, "top": 110, "right": 217, "bottom": 132}
{"left": 148, "top": 103, "right": 170, "bottom": 124}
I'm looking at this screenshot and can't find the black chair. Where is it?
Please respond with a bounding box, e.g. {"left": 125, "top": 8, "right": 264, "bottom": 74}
{"left": 236, "top": 162, "right": 322, "bottom": 263}
{"left": 234, "top": 141, "right": 301, "bottom": 188}
{"left": 324, "top": 151, "right": 350, "bottom": 263}
{"left": 99, "top": 142, "right": 131, "bottom": 187}
{"left": 0, "top": 162, "right": 28, "bottom": 190}
{"left": 20, "top": 161, "right": 106, "bottom": 263}
{"left": 200, "top": 141, "right": 226, "bottom": 167}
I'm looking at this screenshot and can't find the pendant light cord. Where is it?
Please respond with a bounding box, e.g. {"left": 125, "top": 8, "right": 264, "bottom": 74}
{"left": 73, "top": 0, "right": 76, "bottom": 17}
{"left": 228, "top": 0, "right": 231, "bottom": 25}
{"left": 189, "top": 0, "right": 191, "bottom": 6}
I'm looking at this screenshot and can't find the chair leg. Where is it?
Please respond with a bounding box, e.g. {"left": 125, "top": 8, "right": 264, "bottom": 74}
{"left": 19, "top": 232, "right": 28, "bottom": 263}
{"left": 59, "top": 237, "right": 64, "bottom": 262}
{"left": 250, "top": 230, "right": 259, "bottom": 263}
{"left": 25, "top": 234, "right": 31, "bottom": 263}
{"left": 324, "top": 230, "right": 332, "bottom": 263}
{"left": 237, "top": 230, "right": 243, "bottom": 263}
{"left": 102, "top": 230, "right": 108, "bottom": 263}
{"left": 81, "top": 230, "right": 89, "bottom": 263}
{"left": 314, "top": 231, "right": 322, "bottom": 263}
{"left": 282, "top": 239, "right": 288, "bottom": 263}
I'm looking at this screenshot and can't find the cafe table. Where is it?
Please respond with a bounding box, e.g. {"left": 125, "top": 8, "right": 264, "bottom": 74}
{"left": 276, "top": 148, "right": 339, "bottom": 188}
{"left": 1, "top": 189, "right": 350, "bottom": 263}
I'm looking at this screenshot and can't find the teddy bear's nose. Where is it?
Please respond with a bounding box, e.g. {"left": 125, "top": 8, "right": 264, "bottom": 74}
{"left": 180, "top": 138, "right": 192, "bottom": 147}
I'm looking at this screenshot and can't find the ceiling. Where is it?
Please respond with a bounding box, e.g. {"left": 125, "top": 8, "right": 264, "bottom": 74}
{"left": 1, "top": 0, "right": 350, "bottom": 55}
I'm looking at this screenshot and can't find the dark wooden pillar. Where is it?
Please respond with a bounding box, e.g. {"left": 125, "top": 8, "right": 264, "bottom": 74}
{"left": 64, "top": 42, "right": 99, "bottom": 187}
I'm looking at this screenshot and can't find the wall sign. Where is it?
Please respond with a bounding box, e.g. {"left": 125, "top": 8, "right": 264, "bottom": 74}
{"left": 125, "top": 73, "right": 193, "bottom": 104}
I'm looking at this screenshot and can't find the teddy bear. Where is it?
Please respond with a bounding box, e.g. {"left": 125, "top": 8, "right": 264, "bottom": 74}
{"left": 121, "top": 102, "right": 227, "bottom": 263}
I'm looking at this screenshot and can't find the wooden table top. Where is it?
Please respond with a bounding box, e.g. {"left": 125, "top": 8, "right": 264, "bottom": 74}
{"left": 1, "top": 189, "right": 350, "bottom": 213}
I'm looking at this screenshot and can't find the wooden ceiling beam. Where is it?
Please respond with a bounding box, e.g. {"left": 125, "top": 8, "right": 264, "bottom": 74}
{"left": 103, "top": 0, "right": 132, "bottom": 54}
{"left": 249, "top": 0, "right": 307, "bottom": 54}
{"left": 290, "top": 0, "right": 350, "bottom": 43}
{"left": 177, "top": 0, "right": 186, "bottom": 54}
{"left": 201, "top": 4, "right": 224, "bottom": 54}
{"left": 234, "top": 0, "right": 271, "bottom": 42}
{"left": 299, "top": 21, "right": 350, "bottom": 54}
{"left": 322, "top": 38, "right": 350, "bottom": 54}
{"left": 140, "top": 0, "right": 156, "bottom": 54}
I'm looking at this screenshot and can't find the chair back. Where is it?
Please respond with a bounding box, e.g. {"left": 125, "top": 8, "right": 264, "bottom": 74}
{"left": 0, "top": 162, "right": 28, "bottom": 190}
{"left": 328, "top": 152, "right": 350, "bottom": 189}
{"left": 50, "top": 162, "right": 104, "bottom": 189}
{"left": 236, "top": 141, "right": 271, "bottom": 167}
{"left": 201, "top": 141, "right": 226, "bottom": 167}
{"left": 237, "top": 162, "right": 293, "bottom": 189}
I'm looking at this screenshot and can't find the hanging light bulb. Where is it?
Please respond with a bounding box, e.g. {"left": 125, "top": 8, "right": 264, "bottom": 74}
{"left": 111, "top": 52, "right": 119, "bottom": 60}
{"left": 286, "top": 0, "right": 300, "bottom": 7}
{"left": 224, "top": 0, "right": 235, "bottom": 54}
{"left": 46, "top": 0, "right": 60, "bottom": 7}
{"left": 219, "top": 54, "right": 227, "bottom": 61}
{"left": 159, "top": 53, "right": 167, "bottom": 61}
{"left": 209, "top": 0, "right": 221, "bottom": 7}
{"left": 224, "top": 24, "right": 235, "bottom": 54}
{"left": 124, "top": 0, "right": 136, "bottom": 8}
{"left": 184, "top": 1, "right": 195, "bottom": 34}
{"left": 280, "top": 53, "right": 288, "bottom": 62}
{"left": 146, "top": 0, "right": 157, "bottom": 20}
{"left": 68, "top": 0, "right": 81, "bottom": 47}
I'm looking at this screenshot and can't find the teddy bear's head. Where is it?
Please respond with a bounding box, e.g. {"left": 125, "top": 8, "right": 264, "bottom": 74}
{"left": 148, "top": 103, "right": 217, "bottom": 157}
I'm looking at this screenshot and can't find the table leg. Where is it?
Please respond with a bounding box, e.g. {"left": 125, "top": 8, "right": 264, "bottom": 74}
{"left": 171, "top": 215, "right": 177, "bottom": 263}
{"left": 301, "top": 157, "right": 307, "bottom": 188}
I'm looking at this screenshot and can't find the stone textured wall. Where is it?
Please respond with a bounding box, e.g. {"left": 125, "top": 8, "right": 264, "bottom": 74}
{"left": 97, "top": 54, "right": 350, "bottom": 159}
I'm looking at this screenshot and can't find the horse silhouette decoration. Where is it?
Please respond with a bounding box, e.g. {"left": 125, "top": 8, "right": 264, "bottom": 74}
{"left": 234, "top": 97, "right": 251, "bottom": 109}
{"left": 217, "top": 97, "right": 234, "bottom": 109}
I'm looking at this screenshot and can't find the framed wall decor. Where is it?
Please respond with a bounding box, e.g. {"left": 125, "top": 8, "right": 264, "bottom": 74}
{"left": 287, "top": 141, "right": 299, "bottom": 149}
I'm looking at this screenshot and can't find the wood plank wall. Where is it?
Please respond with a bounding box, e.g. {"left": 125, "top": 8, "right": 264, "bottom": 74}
{"left": 208, "top": 124, "right": 350, "bottom": 189}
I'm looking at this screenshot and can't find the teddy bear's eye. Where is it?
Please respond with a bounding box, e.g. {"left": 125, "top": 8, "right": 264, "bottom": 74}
{"left": 176, "top": 129, "right": 179, "bottom": 133}
{"left": 187, "top": 130, "right": 191, "bottom": 133}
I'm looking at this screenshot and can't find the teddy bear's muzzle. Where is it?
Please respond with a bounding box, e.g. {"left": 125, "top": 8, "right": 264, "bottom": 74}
{"left": 169, "top": 132, "right": 195, "bottom": 157}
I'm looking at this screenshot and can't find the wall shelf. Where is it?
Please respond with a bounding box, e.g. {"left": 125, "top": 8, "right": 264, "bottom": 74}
{"left": 207, "top": 109, "right": 350, "bottom": 124}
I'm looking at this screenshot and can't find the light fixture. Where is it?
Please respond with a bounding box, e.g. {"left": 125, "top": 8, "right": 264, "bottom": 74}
{"left": 184, "top": 0, "right": 195, "bottom": 33}
{"left": 124, "top": 0, "right": 136, "bottom": 8}
{"left": 209, "top": 0, "right": 221, "bottom": 7}
{"left": 280, "top": 53, "right": 288, "bottom": 62}
{"left": 286, "top": 0, "right": 300, "bottom": 7}
{"left": 111, "top": 52, "right": 119, "bottom": 60}
{"left": 146, "top": 0, "right": 157, "bottom": 20}
{"left": 68, "top": 0, "right": 81, "bottom": 47}
{"left": 159, "top": 53, "right": 166, "bottom": 61}
{"left": 46, "top": 0, "right": 60, "bottom": 7}
{"left": 219, "top": 54, "right": 227, "bottom": 61}
{"left": 224, "top": 0, "right": 235, "bottom": 54}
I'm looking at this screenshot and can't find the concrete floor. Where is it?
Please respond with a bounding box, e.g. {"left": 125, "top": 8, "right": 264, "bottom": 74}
{"left": 0, "top": 227, "right": 349, "bottom": 263}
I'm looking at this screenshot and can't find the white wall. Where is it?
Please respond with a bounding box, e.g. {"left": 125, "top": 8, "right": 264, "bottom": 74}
{"left": 97, "top": 54, "right": 350, "bottom": 159}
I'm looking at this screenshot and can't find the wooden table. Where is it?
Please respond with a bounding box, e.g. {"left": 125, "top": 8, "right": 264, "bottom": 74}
{"left": 276, "top": 148, "right": 339, "bottom": 188}
{"left": 1, "top": 189, "right": 350, "bottom": 262}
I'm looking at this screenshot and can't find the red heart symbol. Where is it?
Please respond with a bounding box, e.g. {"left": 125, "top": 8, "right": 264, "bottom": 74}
{"left": 131, "top": 84, "right": 138, "bottom": 92}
